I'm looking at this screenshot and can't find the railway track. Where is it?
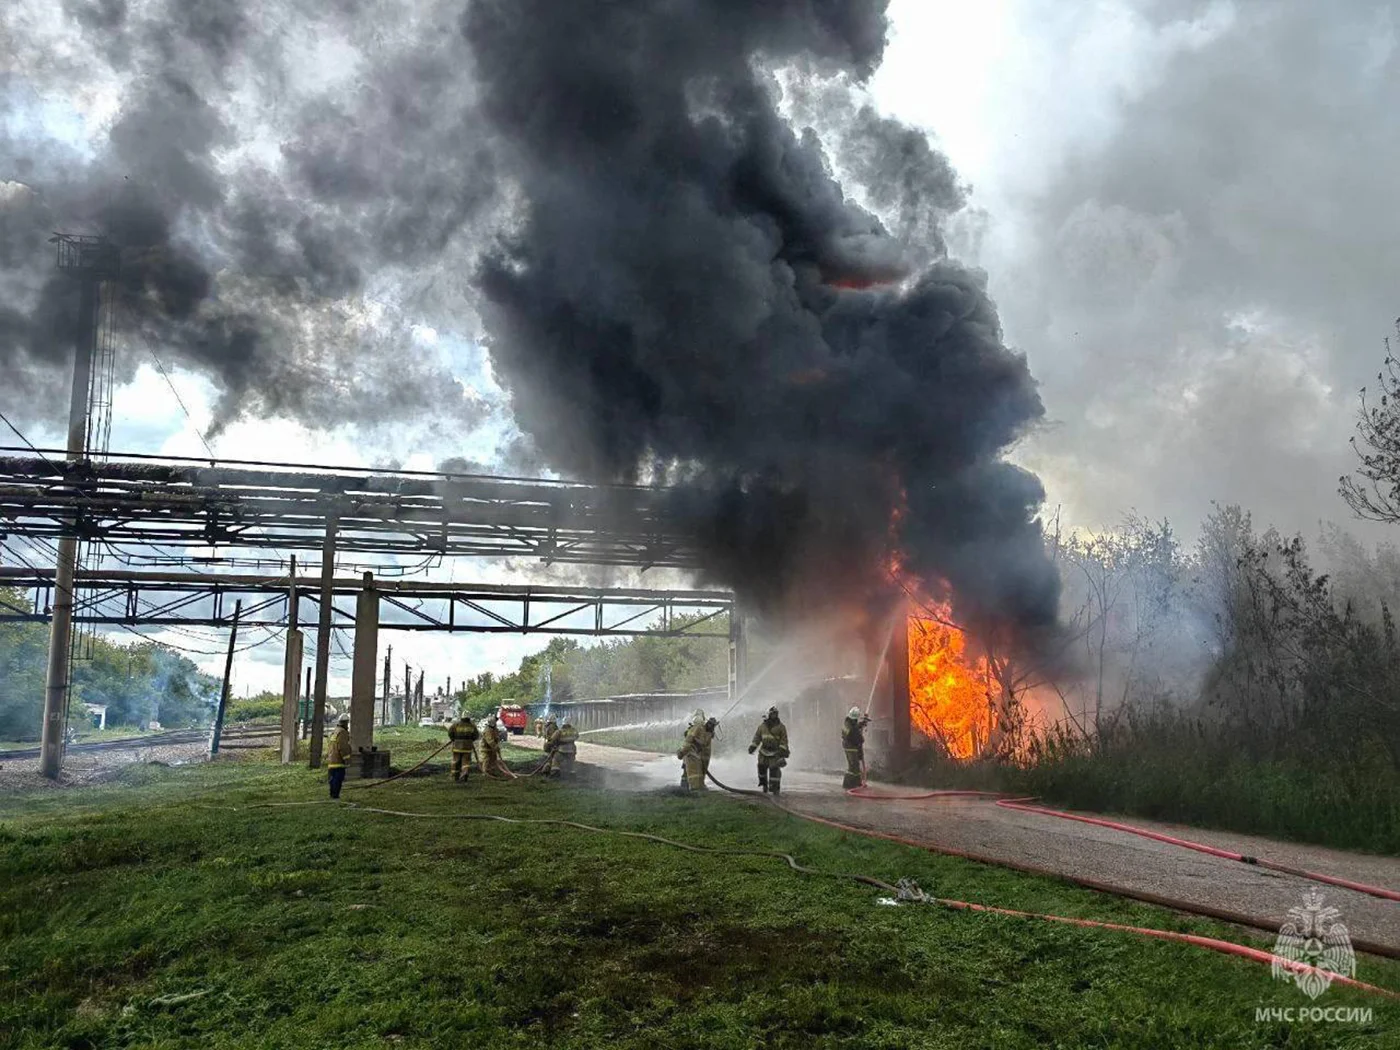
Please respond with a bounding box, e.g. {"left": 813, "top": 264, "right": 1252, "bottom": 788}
{"left": 0, "top": 725, "right": 280, "bottom": 763}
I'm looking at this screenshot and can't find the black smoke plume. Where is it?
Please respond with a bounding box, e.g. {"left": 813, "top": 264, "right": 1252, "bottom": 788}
{"left": 2, "top": 0, "right": 1059, "bottom": 636}
{"left": 463, "top": 0, "right": 1058, "bottom": 629}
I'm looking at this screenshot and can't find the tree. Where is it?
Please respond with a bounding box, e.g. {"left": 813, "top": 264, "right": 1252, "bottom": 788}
{"left": 1340, "top": 320, "right": 1400, "bottom": 522}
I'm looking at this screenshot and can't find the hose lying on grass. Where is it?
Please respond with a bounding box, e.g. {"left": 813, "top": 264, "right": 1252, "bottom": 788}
{"left": 700, "top": 769, "right": 1399, "bottom": 996}
{"left": 235, "top": 792, "right": 1399, "bottom": 1001}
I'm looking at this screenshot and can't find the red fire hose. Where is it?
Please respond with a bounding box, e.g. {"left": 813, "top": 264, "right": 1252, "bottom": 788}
{"left": 993, "top": 798, "right": 1400, "bottom": 904}
{"left": 845, "top": 786, "right": 1003, "bottom": 802}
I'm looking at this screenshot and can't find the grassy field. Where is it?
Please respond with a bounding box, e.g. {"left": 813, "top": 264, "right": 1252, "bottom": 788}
{"left": 1, "top": 729, "right": 1396, "bottom": 1049}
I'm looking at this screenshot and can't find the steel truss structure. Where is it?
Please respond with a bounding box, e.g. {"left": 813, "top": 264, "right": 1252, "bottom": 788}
{"left": 0, "top": 567, "right": 732, "bottom": 637}
{"left": 0, "top": 449, "right": 704, "bottom": 569}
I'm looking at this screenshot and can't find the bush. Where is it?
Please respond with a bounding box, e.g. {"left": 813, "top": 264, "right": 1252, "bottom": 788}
{"left": 226, "top": 698, "right": 283, "bottom": 723}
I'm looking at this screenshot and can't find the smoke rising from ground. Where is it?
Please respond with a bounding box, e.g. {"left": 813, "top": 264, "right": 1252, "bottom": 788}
{"left": 2, "top": 0, "right": 1060, "bottom": 636}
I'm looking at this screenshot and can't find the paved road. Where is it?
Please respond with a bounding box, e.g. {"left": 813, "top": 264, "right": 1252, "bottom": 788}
{"left": 518, "top": 735, "right": 1400, "bottom": 956}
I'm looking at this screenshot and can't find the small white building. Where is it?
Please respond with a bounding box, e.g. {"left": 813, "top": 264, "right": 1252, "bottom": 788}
{"left": 82, "top": 703, "right": 107, "bottom": 730}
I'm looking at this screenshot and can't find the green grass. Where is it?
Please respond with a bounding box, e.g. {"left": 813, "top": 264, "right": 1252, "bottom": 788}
{"left": 1008, "top": 743, "right": 1400, "bottom": 857}
{"left": 1, "top": 728, "right": 1397, "bottom": 1049}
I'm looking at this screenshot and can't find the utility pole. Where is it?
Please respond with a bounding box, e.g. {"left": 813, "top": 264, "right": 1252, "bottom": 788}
{"left": 404, "top": 663, "right": 412, "bottom": 723}
{"left": 382, "top": 644, "right": 392, "bottom": 726}
{"left": 209, "top": 601, "right": 242, "bottom": 756}
{"left": 415, "top": 669, "right": 424, "bottom": 720}
{"left": 39, "top": 235, "right": 118, "bottom": 779}
{"left": 308, "top": 514, "right": 338, "bottom": 768}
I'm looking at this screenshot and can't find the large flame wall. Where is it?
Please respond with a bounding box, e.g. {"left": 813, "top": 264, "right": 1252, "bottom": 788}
{"left": 907, "top": 613, "right": 993, "bottom": 760}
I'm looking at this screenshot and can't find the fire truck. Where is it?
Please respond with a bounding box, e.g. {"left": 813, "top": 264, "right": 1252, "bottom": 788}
{"left": 497, "top": 703, "right": 529, "bottom": 735}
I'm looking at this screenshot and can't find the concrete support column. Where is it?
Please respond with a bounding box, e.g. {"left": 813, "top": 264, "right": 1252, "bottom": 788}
{"left": 279, "top": 630, "right": 303, "bottom": 764}
{"left": 308, "top": 514, "right": 338, "bottom": 768}
{"left": 350, "top": 571, "right": 379, "bottom": 753}
{"left": 39, "top": 275, "right": 99, "bottom": 779}
{"left": 279, "top": 556, "right": 301, "bottom": 764}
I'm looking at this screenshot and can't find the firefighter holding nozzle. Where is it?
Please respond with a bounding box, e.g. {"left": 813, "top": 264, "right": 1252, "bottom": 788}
{"left": 749, "top": 705, "right": 789, "bottom": 794}
{"left": 677, "top": 709, "right": 715, "bottom": 791}
{"left": 544, "top": 720, "right": 579, "bottom": 777}
{"left": 842, "top": 706, "right": 870, "bottom": 789}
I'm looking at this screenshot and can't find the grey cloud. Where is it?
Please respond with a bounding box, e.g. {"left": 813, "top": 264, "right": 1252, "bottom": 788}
{"left": 1003, "top": 0, "right": 1400, "bottom": 537}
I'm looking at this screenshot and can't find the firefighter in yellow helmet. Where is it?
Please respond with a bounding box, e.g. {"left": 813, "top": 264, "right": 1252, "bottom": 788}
{"left": 447, "top": 713, "right": 479, "bottom": 782}
{"left": 327, "top": 716, "right": 353, "bottom": 799}
{"left": 481, "top": 714, "right": 507, "bottom": 777}
{"left": 676, "top": 709, "right": 713, "bottom": 791}
{"left": 533, "top": 716, "right": 544, "bottom": 737}
{"left": 545, "top": 720, "right": 579, "bottom": 777}
{"left": 749, "top": 705, "right": 789, "bottom": 794}
{"left": 841, "top": 706, "right": 870, "bottom": 789}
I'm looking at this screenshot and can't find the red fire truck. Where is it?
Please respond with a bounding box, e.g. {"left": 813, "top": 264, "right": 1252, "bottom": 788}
{"left": 497, "top": 703, "right": 529, "bottom": 735}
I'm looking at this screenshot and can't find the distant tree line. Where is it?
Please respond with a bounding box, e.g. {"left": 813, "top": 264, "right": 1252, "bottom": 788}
{"left": 454, "top": 613, "right": 730, "bottom": 718}
{"left": 0, "top": 587, "right": 220, "bottom": 740}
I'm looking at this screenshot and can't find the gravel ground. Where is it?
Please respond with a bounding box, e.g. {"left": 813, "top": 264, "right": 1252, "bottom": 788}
{"left": 517, "top": 735, "right": 1400, "bottom": 956}
{"left": 0, "top": 732, "right": 277, "bottom": 791}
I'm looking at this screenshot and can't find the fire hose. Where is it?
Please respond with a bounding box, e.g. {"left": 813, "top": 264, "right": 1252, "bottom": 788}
{"left": 836, "top": 785, "right": 1400, "bottom": 906}
{"left": 348, "top": 741, "right": 549, "bottom": 788}
{"left": 991, "top": 798, "right": 1400, "bottom": 904}
{"left": 701, "top": 768, "right": 1400, "bottom": 991}
{"left": 339, "top": 739, "right": 1398, "bottom": 990}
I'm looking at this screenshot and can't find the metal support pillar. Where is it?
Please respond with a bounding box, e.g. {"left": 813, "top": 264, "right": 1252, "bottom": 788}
{"left": 308, "top": 515, "right": 338, "bottom": 768}
{"left": 279, "top": 556, "right": 301, "bottom": 763}
{"left": 886, "top": 603, "right": 911, "bottom": 771}
{"left": 349, "top": 571, "right": 378, "bottom": 753}
{"left": 209, "top": 601, "right": 242, "bottom": 756}
{"left": 727, "top": 602, "right": 747, "bottom": 708}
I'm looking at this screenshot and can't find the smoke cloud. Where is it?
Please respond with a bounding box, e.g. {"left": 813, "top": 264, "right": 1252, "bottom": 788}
{"left": 2, "top": 0, "right": 1060, "bottom": 635}
{"left": 463, "top": 0, "right": 1057, "bottom": 628}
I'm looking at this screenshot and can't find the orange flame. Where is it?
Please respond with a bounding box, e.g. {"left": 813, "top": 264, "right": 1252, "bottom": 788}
{"left": 907, "top": 609, "right": 993, "bottom": 760}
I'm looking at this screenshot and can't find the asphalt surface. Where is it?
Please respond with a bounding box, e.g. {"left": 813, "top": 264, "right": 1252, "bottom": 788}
{"left": 517, "top": 735, "right": 1400, "bottom": 957}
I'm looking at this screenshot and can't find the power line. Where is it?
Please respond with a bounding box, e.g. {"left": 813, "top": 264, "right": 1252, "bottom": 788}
{"left": 0, "top": 408, "right": 61, "bottom": 471}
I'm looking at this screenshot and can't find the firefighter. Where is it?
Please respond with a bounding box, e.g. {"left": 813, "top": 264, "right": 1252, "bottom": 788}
{"left": 676, "top": 709, "right": 713, "bottom": 791}
{"left": 447, "top": 713, "right": 479, "bottom": 782}
{"left": 545, "top": 720, "right": 579, "bottom": 777}
{"left": 327, "top": 716, "right": 352, "bottom": 799}
{"left": 481, "top": 714, "right": 506, "bottom": 777}
{"left": 542, "top": 715, "right": 558, "bottom": 743}
{"left": 842, "top": 706, "right": 870, "bottom": 789}
{"left": 533, "top": 717, "right": 544, "bottom": 737}
{"left": 748, "top": 705, "right": 789, "bottom": 794}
